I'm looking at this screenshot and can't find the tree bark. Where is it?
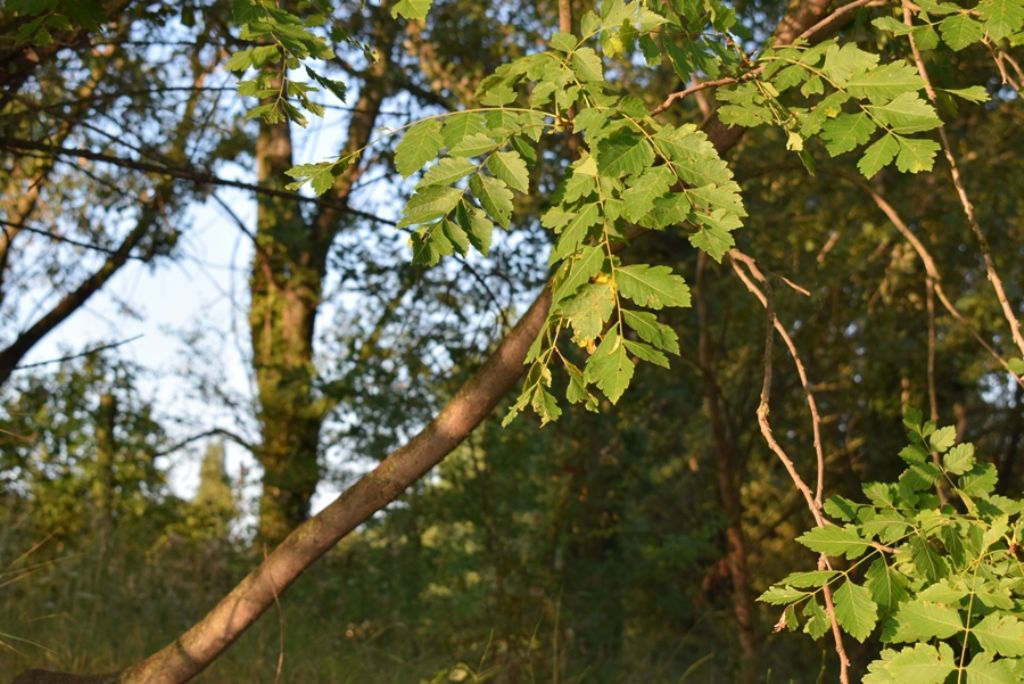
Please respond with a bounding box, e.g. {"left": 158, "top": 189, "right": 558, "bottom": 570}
{"left": 102, "top": 289, "right": 547, "bottom": 684}
{"left": 249, "top": 109, "right": 325, "bottom": 544}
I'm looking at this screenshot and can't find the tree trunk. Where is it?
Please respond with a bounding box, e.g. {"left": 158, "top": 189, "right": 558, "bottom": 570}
{"left": 249, "top": 110, "right": 325, "bottom": 544}
{"left": 250, "top": 12, "right": 397, "bottom": 543}
{"left": 92, "top": 392, "right": 117, "bottom": 543}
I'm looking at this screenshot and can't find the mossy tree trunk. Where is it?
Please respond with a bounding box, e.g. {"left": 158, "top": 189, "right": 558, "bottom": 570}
{"left": 250, "top": 13, "right": 397, "bottom": 544}
{"left": 249, "top": 111, "right": 327, "bottom": 544}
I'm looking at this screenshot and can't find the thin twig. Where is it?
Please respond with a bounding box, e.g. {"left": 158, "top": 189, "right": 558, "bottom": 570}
{"left": 650, "top": 77, "right": 740, "bottom": 116}
{"left": 0, "top": 220, "right": 148, "bottom": 260}
{"left": 730, "top": 250, "right": 826, "bottom": 508}
{"left": 925, "top": 276, "right": 950, "bottom": 504}
{"left": 11, "top": 334, "right": 143, "bottom": 371}
{"left": 651, "top": 0, "right": 886, "bottom": 116}
{"left": 263, "top": 544, "right": 286, "bottom": 684}
{"left": 752, "top": 274, "right": 850, "bottom": 683}
{"left": 0, "top": 136, "right": 395, "bottom": 228}
{"left": 903, "top": 0, "right": 1024, "bottom": 358}
{"left": 926, "top": 277, "right": 938, "bottom": 425}
{"left": 153, "top": 427, "right": 255, "bottom": 457}
{"left": 844, "top": 176, "right": 1024, "bottom": 389}
{"left": 796, "top": 0, "right": 885, "bottom": 42}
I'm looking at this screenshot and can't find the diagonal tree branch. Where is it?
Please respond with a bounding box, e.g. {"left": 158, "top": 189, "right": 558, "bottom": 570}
{"left": 0, "top": 219, "right": 154, "bottom": 388}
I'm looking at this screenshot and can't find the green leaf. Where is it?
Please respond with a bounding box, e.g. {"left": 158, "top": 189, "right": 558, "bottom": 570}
{"left": 284, "top": 160, "right": 346, "bottom": 195}
{"left": 978, "top": 0, "right": 1024, "bottom": 41}
{"left": 965, "top": 653, "right": 1021, "bottom": 684}
{"left": 419, "top": 157, "right": 477, "bottom": 188}
{"left": 585, "top": 328, "right": 634, "bottom": 404}
{"left": 939, "top": 13, "right": 986, "bottom": 49}
{"left": 561, "top": 282, "right": 615, "bottom": 342}
{"left": 620, "top": 166, "right": 675, "bottom": 222}
{"left": 872, "top": 16, "right": 913, "bottom": 35}
{"left": 824, "top": 495, "right": 859, "bottom": 521}
{"left": 900, "top": 460, "right": 941, "bottom": 491}
{"left": 442, "top": 112, "right": 488, "bottom": 148}
{"left": 398, "top": 186, "right": 463, "bottom": 227}
{"left": 803, "top": 599, "right": 830, "bottom": 639}
{"left": 772, "top": 64, "right": 810, "bottom": 92}
{"left": 653, "top": 125, "right": 736, "bottom": 187}
{"left": 891, "top": 598, "right": 963, "bottom": 641}
{"left": 553, "top": 245, "right": 604, "bottom": 303}
{"left": 972, "top": 614, "right": 1024, "bottom": 657}
{"left": 623, "top": 339, "right": 670, "bottom": 368}
{"left": 615, "top": 264, "right": 691, "bottom": 310}
{"left": 884, "top": 644, "right": 956, "bottom": 684}
{"left": 860, "top": 509, "right": 911, "bottom": 543}
{"left": 622, "top": 310, "right": 680, "bottom": 355}
{"left": 910, "top": 536, "right": 949, "bottom": 581}
{"left": 846, "top": 62, "right": 923, "bottom": 103}
{"left": 865, "top": 559, "right": 909, "bottom": 612}
{"left": 470, "top": 174, "right": 513, "bottom": 227}
{"left": 441, "top": 218, "right": 469, "bottom": 254}
{"left": 797, "top": 525, "right": 871, "bottom": 559}
{"left": 450, "top": 133, "right": 500, "bottom": 158}
{"left": 687, "top": 183, "right": 746, "bottom": 219}
{"left": 913, "top": 24, "right": 941, "bottom": 50}
{"left": 944, "top": 86, "right": 991, "bottom": 102}
{"left": 530, "top": 386, "right": 562, "bottom": 426}
{"left": 781, "top": 570, "right": 838, "bottom": 588}
{"left": 821, "top": 112, "right": 877, "bottom": 156}
{"left": 410, "top": 225, "right": 454, "bottom": 265}
{"left": 1010, "top": 358, "right": 1024, "bottom": 375}
{"left": 597, "top": 130, "right": 654, "bottom": 178}
{"left": 895, "top": 137, "right": 940, "bottom": 173}
{"left": 960, "top": 462, "right": 998, "bottom": 497}
{"left": 391, "top": 0, "right": 432, "bottom": 20}
{"left": 917, "top": 578, "right": 968, "bottom": 604}
{"left": 690, "top": 219, "right": 736, "bottom": 262}
{"left": 486, "top": 150, "right": 530, "bottom": 193}
{"left": 899, "top": 443, "right": 928, "bottom": 464}
{"left": 823, "top": 42, "right": 880, "bottom": 85}
{"left": 571, "top": 47, "right": 603, "bottom": 82}
{"left": 833, "top": 580, "right": 878, "bottom": 642}
{"left": 396, "top": 119, "right": 444, "bottom": 177}
{"left": 549, "top": 31, "right": 577, "bottom": 52}
{"left": 641, "top": 193, "right": 691, "bottom": 230}
{"left": 858, "top": 135, "right": 900, "bottom": 178}
{"left": 943, "top": 443, "right": 975, "bottom": 474}
{"left": 758, "top": 585, "right": 808, "bottom": 605}
{"left": 573, "top": 108, "right": 611, "bottom": 139}
{"left": 718, "top": 103, "right": 774, "bottom": 127}
{"left": 550, "top": 203, "right": 601, "bottom": 262}
{"left": 869, "top": 93, "right": 941, "bottom": 135}
{"left": 454, "top": 201, "right": 493, "bottom": 255}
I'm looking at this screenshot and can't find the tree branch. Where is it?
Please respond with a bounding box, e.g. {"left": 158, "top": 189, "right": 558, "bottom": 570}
{"left": 903, "top": 0, "right": 1024, "bottom": 358}
{"left": 0, "top": 137, "right": 394, "bottom": 228}
{"left": 0, "top": 219, "right": 154, "bottom": 388}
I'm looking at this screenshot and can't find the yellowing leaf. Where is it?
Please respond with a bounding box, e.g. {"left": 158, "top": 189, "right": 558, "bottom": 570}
{"left": 585, "top": 328, "right": 634, "bottom": 403}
